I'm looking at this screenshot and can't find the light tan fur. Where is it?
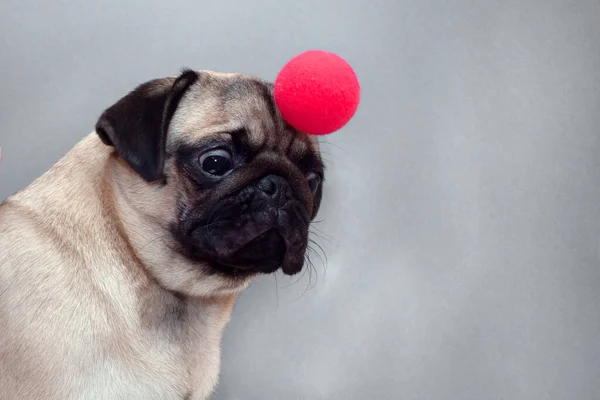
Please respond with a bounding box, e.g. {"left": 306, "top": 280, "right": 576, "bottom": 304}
{"left": 0, "top": 135, "right": 238, "bottom": 399}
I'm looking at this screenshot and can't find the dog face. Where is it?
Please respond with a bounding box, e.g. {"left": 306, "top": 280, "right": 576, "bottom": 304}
{"left": 95, "top": 69, "right": 324, "bottom": 292}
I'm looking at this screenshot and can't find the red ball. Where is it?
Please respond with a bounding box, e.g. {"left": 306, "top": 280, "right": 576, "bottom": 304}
{"left": 274, "top": 50, "right": 361, "bottom": 135}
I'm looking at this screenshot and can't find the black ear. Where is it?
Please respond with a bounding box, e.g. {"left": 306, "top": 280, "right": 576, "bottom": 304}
{"left": 95, "top": 69, "right": 199, "bottom": 182}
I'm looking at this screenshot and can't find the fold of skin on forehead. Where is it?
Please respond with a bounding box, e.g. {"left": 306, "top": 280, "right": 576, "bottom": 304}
{"left": 167, "top": 70, "right": 321, "bottom": 161}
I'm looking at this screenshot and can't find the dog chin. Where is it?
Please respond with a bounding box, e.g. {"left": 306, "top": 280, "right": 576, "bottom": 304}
{"left": 189, "top": 230, "right": 306, "bottom": 277}
{"left": 172, "top": 215, "right": 308, "bottom": 278}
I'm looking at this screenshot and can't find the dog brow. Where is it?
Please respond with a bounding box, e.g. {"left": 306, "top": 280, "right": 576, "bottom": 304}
{"left": 256, "top": 81, "right": 279, "bottom": 128}
{"left": 230, "top": 128, "right": 257, "bottom": 157}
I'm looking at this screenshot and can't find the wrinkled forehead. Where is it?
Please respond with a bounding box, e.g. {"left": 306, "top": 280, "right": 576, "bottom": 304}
{"left": 168, "top": 70, "right": 320, "bottom": 158}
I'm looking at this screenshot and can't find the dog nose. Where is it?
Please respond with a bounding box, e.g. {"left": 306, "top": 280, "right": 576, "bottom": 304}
{"left": 257, "top": 174, "right": 291, "bottom": 204}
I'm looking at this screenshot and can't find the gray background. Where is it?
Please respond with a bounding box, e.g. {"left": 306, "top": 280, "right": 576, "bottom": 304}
{"left": 1, "top": 0, "right": 599, "bottom": 399}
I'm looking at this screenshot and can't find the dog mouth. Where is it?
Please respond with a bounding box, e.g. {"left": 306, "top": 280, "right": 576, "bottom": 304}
{"left": 233, "top": 229, "right": 286, "bottom": 268}
{"left": 211, "top": 229, "right": 287, "bottom": 274}
{"left": 210, "top": 221, "right": 307, "bottom": 275}
{"left": 177, "top": 214, "right": 308, "bottom": 277}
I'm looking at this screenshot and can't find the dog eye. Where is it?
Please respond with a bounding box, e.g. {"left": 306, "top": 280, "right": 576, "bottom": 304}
{"left": 307, "top": 172, "right": 321, "bottom": 194}
{"left": 199, "top": 149, "right": 233, "bottom": 177}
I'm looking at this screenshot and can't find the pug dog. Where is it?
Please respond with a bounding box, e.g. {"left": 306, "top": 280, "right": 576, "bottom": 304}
{"left": 0, "top": 69, "right": 325, "bottom": 399}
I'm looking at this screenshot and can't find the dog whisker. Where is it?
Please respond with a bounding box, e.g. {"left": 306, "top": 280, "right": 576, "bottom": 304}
{"left": 140, "top": 234, "right": 170, "bottom": 251}
{"left": 273, "top": 272, "right": 279, "bottom": 311}
{"left": 280, "top": 263, "right": 309, "bottom": 289}
{"left": 310, "top": 230, "right": 333, "bottom": 246}
{"left": 291, "top": 246, "right": 323, "bottom": 302}
{"left": 308, "top": 238, "right": 328, "bottom": 266}
{"left": 310, "top": 225, "right": 334, "bottom": 241}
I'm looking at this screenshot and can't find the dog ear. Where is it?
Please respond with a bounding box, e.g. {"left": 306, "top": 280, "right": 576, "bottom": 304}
{"left": 95, "top": 69, "right": 199, "bottom": 182}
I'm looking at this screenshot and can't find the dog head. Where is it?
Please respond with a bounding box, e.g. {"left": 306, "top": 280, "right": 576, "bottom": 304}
{"left": 95, "top": 69, "right": 324, "bottom": 296}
